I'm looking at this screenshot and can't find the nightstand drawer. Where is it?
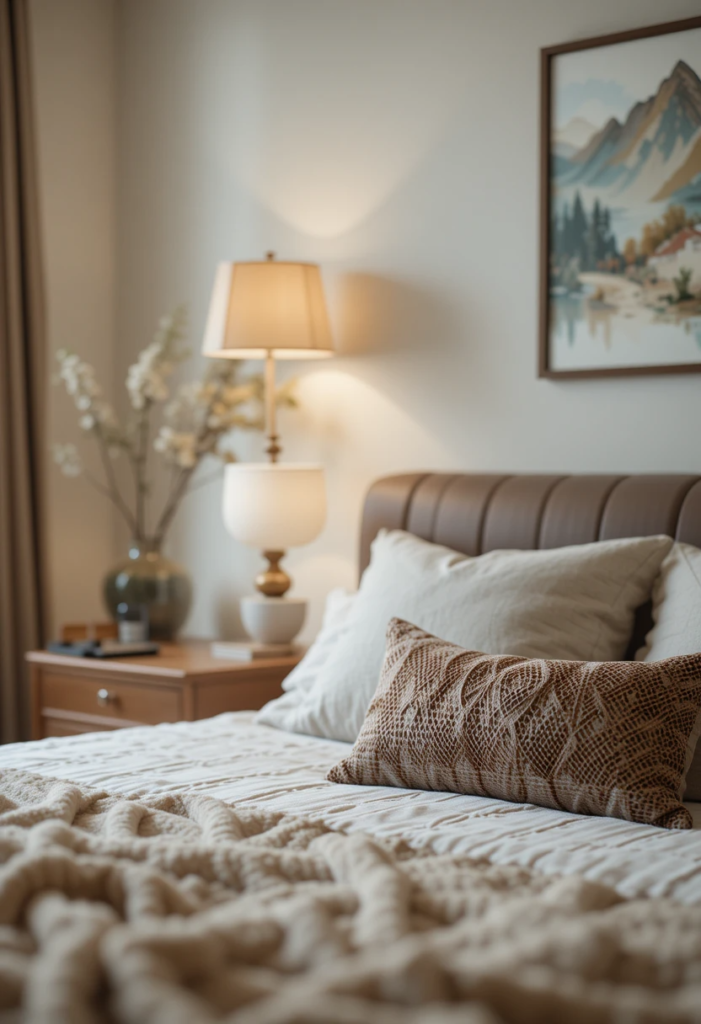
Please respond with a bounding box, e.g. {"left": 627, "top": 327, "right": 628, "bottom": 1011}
{"left": 41, "top": 671, "right": 181, "bottom": 726}
{"left": 43, "top": 717, "right": 114, "bottom": 738}
{"left": 27, "top": 642, "right": 302, "bottom": 740}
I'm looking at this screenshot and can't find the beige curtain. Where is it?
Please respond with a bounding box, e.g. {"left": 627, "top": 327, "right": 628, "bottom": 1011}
{"left": 0, "top": 0, "right": 47, "bottom": 743}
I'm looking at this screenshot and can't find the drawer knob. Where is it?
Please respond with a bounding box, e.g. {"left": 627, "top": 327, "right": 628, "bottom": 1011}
{"left": 96, "top": 688, "right": 118, "bottom": 708}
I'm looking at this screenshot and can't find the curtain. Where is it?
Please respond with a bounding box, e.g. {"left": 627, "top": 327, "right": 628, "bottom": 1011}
{"left": 0, "top": 0, "right": 46, "bottom": 743}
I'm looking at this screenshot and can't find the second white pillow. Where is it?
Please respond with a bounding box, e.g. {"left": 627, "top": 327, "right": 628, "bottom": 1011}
{"left": 637, "top": 543, "right": 701, "bottom": 662}
{"left": 636, "top": 542, "right": 701, "bottom": 801}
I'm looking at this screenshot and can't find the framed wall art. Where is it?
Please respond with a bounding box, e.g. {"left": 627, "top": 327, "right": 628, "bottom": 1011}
{"left": 539, "top": 16, "right": 701, "bottom": 378}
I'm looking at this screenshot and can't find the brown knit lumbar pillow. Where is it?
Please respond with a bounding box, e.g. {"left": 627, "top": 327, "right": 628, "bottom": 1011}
{"left": 327, "top": 618, "right": 701, "bottom": 829}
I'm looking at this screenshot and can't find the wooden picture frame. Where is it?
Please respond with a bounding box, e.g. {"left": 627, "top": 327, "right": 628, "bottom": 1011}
{"left": 539, "top": 16, "right": 701, "bottom": 379}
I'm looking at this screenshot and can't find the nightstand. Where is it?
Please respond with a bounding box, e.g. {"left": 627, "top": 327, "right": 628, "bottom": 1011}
{"left": 27, "top": 642, "right": 302, "bottom": 740}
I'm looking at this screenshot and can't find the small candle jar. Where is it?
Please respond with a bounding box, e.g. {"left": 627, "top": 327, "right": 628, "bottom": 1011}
{"left": 116, "top": 601, "right": 149, "bottom": 643}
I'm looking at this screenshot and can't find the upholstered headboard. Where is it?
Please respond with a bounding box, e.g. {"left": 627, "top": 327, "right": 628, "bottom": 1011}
{"left": 359, "top": 473, "right": 701, "bottom": 658}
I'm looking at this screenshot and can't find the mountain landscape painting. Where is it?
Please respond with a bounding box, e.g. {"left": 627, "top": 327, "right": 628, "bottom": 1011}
{"left": 541, "top": 19, "right": 701, "bottom": 376}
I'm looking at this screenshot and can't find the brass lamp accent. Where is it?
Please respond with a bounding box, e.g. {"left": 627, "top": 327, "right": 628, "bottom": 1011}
{"left": 264, "top": 353, "right": 281, "bottom": 463}
{"left": 202, "top": 252, "right": 334, "bottom": 462}
{"left": 255, "top": 550, "right": 291, "bottom": 597}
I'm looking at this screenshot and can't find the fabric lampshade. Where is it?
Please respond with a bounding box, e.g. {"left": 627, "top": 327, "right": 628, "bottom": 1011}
{"left": 222, "top": 464, "right": 326, "bottom": 550}
{"left": 202, "top": 260, "right": 334, "bottom": 360}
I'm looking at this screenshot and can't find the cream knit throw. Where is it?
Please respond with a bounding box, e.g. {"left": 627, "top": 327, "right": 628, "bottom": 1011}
{"left": 1, "top": 770, "right": 701, "bottom": 1024}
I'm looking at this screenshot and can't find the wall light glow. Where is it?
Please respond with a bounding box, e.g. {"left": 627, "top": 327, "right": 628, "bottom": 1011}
{"left": 207, "top": 12, "right": 470, "bottom": 239}
{"left": 291, "top": 368, "right": 455, "bottom": 471}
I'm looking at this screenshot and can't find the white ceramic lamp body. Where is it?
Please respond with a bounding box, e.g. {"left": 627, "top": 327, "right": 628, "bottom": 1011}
{"left": 240, "top": 596, "right": 308, "bottom": 646}
{"left": 223, "top": 464, "right": 326, "bottom": 644}
{"left": 222, "top": 464, "right": 326, "bottom": 549}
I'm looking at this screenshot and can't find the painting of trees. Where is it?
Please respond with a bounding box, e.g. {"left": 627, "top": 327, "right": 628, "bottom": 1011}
{"left": 552, "top": 191, "right": 620, "bottom": 278}
{"left": 623, "top": 238, "right": 637, "bottom": 265}
{"left": 640, "top": 205, "right": 696, "bottom": 257}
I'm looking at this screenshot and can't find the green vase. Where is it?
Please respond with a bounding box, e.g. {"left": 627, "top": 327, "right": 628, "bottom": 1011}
{"left": 103, "top": 541, "right": 192, "bottom": 640}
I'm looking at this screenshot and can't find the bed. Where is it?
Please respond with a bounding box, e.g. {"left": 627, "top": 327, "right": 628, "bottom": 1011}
{"left": 2, "top": 471, "right": 701, "bottom": 1022}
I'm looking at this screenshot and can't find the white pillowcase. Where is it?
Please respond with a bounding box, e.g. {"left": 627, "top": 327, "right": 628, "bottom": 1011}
{"left": 264, "top": 529, "right": 673, "bottom": 744}
{"left": 637, "top": 543, "right": 701, "bottom": 661}
{"left": 637, "top": 542, "right": 701, "bottom": 801}
{"left": 256, "top": 587, "right": 356, "bottom": 730}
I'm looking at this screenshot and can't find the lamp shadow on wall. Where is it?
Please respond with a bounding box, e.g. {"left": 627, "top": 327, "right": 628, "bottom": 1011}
{"left": 280, "top": 270, "right": 466, "bottom": 464}
{"left": 333, "top": 272, "right": 464, "bottom": 360}
{"left": 214, "top": 592, "right": 245, "bottom": 642}
{"left": 210, "top": 542, "right": 259, "bottom": 641}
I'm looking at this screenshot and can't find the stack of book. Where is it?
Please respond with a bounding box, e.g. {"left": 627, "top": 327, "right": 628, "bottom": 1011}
{"left": 210, "top": 641, "right": 298, "bottom": 662}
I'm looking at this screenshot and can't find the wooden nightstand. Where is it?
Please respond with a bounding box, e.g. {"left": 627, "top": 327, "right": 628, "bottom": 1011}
{"left": 27, "top": 642, "right": 302, "bottom": 740}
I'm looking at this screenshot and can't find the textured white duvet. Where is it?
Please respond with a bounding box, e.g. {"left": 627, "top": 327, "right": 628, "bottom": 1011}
{"left": 1, "top": 712, "right": 701, "bottom": 904}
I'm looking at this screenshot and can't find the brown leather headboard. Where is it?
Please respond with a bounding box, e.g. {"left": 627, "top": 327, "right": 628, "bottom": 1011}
{"left": 359, "top": 473, "right": 701, "bottom": 659}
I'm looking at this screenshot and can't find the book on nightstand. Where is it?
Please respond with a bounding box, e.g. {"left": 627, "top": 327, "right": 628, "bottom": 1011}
{"left": 210, "top": 640, "right": 298, "bottom": 662}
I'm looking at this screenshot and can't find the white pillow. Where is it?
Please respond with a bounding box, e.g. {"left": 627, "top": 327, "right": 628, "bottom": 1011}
{"left": 637, "top": 542, "right": 701, "bottom": 801}
{"left": 279, "top": 529, "right": 673, "bottom": 743}
{"left": 637, "top": 543, "right": 701, "bottom": 661}
{"left": 256, "top": 587, "right": 356, "bottom": 729}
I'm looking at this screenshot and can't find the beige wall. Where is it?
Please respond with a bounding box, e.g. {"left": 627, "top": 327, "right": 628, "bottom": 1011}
{"left": 33, "top": 0, "right": 701, "bottom": 643}
{"left": 114, "top": 0, "right": 701, "bottom": 644}
{"left": 30, "top": 0, "right": 117, "bottom": 633}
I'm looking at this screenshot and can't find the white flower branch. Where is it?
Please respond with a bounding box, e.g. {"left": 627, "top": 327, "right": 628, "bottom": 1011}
{"left": 53, "top": 306, "right": 298, "bottom": 550}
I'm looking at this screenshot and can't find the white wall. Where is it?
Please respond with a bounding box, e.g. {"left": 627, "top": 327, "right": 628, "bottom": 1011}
{"left": 108, "top": 0, "right": 701, "bottom": 642}
{"left": 30, "top": 0, "right": 117, "bottom": 634}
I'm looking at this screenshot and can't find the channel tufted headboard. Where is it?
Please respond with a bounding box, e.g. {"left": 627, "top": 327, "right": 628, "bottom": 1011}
{"left": 359, "top": 473, "right": 701, "bottom": 658}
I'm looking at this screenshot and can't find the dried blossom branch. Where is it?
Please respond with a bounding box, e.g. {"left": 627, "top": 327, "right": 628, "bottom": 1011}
{"left": 53, "top": 306, "right": 299, "bottom": 550}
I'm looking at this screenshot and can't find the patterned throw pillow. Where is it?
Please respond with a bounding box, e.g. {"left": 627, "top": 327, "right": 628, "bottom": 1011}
{"left": 328, "top": 619, "right": 701, "bottom": 829}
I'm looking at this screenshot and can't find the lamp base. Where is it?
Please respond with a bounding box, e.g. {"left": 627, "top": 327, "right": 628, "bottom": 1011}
{"left": 241, "top": 595, "right": 307, "bottom": 645}
{"left": 255, "top": 550, "right": 291, "bottom": 597}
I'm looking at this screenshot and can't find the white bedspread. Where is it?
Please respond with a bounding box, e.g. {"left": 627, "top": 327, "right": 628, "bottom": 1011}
{"left": 1, "top": 712, "right": 701, "bottom": 904}
{"left": 5, "top": 769, "right": 701, "bottom": 1024}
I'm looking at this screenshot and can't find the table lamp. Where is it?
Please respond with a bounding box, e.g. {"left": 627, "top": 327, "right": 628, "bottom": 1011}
{"left": 202, "top": 252, "right": 333, "bottom": 462}
{"left": 222, "top": 463, "right": 326, "bottom": 643}
{"left": 202, "top": 253, "right": 333, "bottom": 645}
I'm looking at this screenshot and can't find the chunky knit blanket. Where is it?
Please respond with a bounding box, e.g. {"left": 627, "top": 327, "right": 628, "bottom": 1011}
{"left": 1, "top": 770, "right": 701, "bottom": 1024}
